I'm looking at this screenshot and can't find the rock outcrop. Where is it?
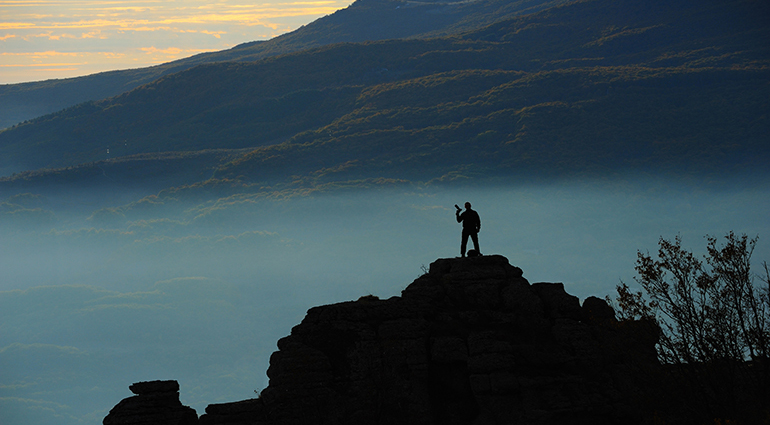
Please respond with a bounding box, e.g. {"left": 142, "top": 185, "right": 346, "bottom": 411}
{"left": 193, "top": 255, "right": 658, "bottom": 425}
{"left": 104, "top": 380, "right": 198, "bottom": 425}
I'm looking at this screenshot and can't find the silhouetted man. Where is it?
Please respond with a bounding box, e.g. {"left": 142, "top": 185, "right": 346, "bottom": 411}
{"left": 456, "top": 202, "right": 481, "bottom": 257}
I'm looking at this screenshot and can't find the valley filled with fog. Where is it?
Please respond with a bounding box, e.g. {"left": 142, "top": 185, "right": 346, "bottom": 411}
{"left": 2, "top": 178, "right": 769, "bottom": 425}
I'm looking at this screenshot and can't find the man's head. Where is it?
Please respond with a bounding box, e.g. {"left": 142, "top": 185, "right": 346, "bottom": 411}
{"left": 465, "top": 202, "right": 471, "bottom": 209}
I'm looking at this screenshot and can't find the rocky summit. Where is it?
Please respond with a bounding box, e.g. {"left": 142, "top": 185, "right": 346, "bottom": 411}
{"left": 106, "top": 255, "right": 659, "bottom": 425}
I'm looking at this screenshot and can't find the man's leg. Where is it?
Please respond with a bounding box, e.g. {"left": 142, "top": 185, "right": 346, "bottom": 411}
{"left": 471, "top": 232, "right": 480, "bottom": 254}
{"left": 461, "top": 231, "right": 469, "bottom": 257}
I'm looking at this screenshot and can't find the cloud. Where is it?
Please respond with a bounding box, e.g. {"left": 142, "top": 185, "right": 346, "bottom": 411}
{"left": 1, "top": 1, "right": 346, "bottom": 32}
{"left": 80, "top": 29, "right": 108, "bottom": 39}
{"left": 0, "top": 396, "right": 70, "bottom": 412}
{"left": 200, "top": 29, "right": 226, "bottom": 38}
{"left": 140, "top": 46, "right": 196, "bottom": 55}
{"left": 137, "top": 45, "right": 220, "bottom": 63}
{"left": 0, "top": 50, "right": 79, "bottom": 57}
{"left": 0, "top": 342, "right": 85, "bottom": 356}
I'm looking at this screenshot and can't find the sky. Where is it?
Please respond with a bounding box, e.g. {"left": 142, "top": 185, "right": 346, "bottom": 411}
{"left": 0, "top": 0, "right": 352, "bottom": 85}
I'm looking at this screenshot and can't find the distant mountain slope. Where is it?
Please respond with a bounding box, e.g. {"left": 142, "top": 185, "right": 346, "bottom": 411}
{"left": 1, "top": 0, "right": 767, "bottom": 184}
{"left": 0, "top": 0, "right": 564, "bottom": 130}
{"left": 213, "top": 67, "right": 768, "bottom": 184}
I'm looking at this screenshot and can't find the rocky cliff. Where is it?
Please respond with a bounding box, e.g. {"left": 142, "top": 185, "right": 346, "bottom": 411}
{"left": 105, "top": 255, "right": 659, "bottom": 425}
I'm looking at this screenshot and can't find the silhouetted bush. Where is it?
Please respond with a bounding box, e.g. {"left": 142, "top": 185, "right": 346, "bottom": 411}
{"left": 610, "top": 232, "right": 770, "bottom": 423}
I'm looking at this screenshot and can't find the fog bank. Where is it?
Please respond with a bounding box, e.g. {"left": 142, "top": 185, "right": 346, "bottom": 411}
{"left": 1, "top": 178, "right": 769, "bottom": 425}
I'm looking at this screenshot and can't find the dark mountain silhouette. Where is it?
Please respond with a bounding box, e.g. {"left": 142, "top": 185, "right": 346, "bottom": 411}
{"left": 104, "top": 255, "right": 768, "bottom": 424}
{"left": 0, "top": 0, "right": 564, "bottom": 130}
{"left": 0, "top": 0, "right": 768, "bottom": 217}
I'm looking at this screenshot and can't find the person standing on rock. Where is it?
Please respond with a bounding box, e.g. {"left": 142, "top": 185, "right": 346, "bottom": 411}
{"left": 455, "top": 202, "right": 481, "bottom": 257}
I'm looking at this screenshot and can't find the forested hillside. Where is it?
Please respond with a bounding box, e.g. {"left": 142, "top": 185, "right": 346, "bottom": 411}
{"left": 1, "top": 0, "right": 767, "bottom": 187}
{"left": 0, "top": 0, "right": 564, "bottom": 130}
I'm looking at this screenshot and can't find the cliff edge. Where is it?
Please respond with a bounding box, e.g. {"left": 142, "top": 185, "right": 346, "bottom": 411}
{"left": 105, "top": 255, "right": 659, "bottom": 425}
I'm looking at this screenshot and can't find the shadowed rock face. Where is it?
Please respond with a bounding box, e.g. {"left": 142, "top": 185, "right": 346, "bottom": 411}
{"left": 104, "top": 380, "right": 198, "bottom": 425}
{"left": 194, "top": 255, "right": 658, "bottom": 425}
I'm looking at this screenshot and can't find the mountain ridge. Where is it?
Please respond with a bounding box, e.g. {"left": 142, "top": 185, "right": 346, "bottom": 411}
{"left": 0, "top": 0, "right": 768, "bottom": 217}
{"left": 0, "top": 0, "right": 565, "bottom": 130}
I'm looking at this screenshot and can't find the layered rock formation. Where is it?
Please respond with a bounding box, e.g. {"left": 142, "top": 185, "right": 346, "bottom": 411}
{"left": 104, "top": 380, "right": 198, "bottom": 425}
{"left": 191, "top": 255, "right": 658, "bottom": 425}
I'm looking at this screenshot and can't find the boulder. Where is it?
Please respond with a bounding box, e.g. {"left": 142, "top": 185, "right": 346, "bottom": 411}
{"left": 103, "top": 380, "right": 197, "bottom": 425}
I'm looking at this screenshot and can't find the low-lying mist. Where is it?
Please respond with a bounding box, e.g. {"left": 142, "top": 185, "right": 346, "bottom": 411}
{"left": 2, "top": 177, "right": 769, "bottom": 425}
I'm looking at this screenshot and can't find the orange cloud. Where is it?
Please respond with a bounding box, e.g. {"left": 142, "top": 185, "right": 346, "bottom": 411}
{"left": 139, "top": 46, "right": 217, "bottom": 55}
{"left": 1, "top": 50, "right": 80, "bottom": 57}
{"left": 80, "top": 30, "right": 108, "bottom": 39}
{"left": 0, "top": 0, "right": 346, "bottom": 31}
{"left": 0, "top": 50, "right": 130, "bottom": 62}
{"left": 200, "top": 30, "right": 226, "bottom": 38}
